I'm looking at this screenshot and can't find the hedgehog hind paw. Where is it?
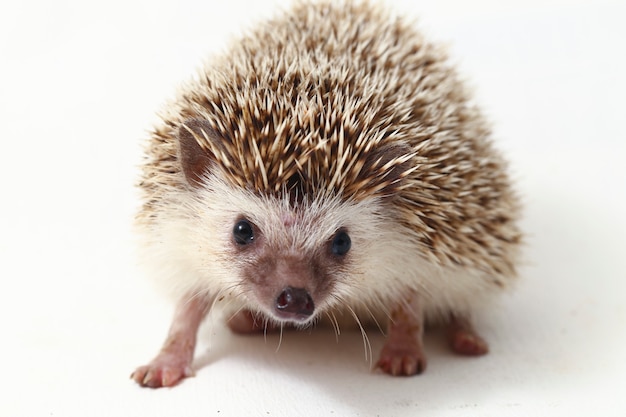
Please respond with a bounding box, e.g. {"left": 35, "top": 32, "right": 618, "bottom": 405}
{"left": 446, "top": 316, "right": 489, "bottom": 356}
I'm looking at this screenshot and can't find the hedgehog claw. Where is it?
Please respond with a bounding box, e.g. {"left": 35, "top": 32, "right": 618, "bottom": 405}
{"left": 376, "top": 343, "right": 427, "bottom": 376}
{"left": 132, "top": 353, "right": 193, "bottom": 388}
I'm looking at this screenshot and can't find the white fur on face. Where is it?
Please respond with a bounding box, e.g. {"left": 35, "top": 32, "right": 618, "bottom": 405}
{"left": 138, "top": 170, "right": 505, "bottom": 325}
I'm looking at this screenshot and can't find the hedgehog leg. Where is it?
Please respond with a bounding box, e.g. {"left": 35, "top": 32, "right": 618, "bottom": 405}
{"left": 226, "top": 309, "right": 279, "bottom": 334}
{"left": 446, "top": 314, "right": 489, "bottom": 356}
{"left": 376, "top": 294, "right": 427, "bottom": 376}
{"left": 131, "top": 294, "right": 212, "bottom": 388}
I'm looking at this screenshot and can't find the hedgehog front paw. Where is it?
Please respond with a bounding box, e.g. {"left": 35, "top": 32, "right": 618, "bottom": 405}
{"left": 131, "top": 352, "right": 194, "bottom": 388}
{"left": 376, "top": 341, "right": 427, "bottom": 376}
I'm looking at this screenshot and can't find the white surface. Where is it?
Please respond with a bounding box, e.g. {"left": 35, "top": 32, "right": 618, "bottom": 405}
{"left": 1, "top": 0, "right": 625, "bottom": 416}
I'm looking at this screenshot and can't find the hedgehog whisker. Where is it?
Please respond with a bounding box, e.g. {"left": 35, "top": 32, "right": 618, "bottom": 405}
{"left": 225, "top": 304, "right": 247, "bottom": 325}
{"left": 184, "top": 288, "right": 208, "bottom": 306}
{"left": 346, "top": 304, "right": 372, "bottom": 366}
{"left": 276, "top": 323, "right": 285, "bottom": 353}
{"left": 263, "top": 316, "right": 270, "bottom": 342}
{"left": 219, "top": 284, "right": 253, "bottom": 325}
{"left": 326, "top": 311, "right": 341, "bottom": 342}
{"left": 361, "top": 302, "right": 385, "bottom": 336}
{"left": 369, "top": 292, "right": 393, "bottom": 333}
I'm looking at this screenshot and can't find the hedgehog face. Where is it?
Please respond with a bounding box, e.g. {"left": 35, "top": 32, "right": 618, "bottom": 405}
{"left": 229, "top": 214, "right": 349, "bottom": 324}
{"left": 175, "top": 118, "right": 418, "bottom": 325}
{"left": 191, "top": 174, "right": 383, "bottom": 326}
{"left": 166, "top": 155, "right": 413, "bottom": 329}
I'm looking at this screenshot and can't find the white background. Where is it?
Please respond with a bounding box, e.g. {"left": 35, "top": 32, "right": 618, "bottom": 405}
{"left": 1, "top": 0, "right": 625, "bottom": 416}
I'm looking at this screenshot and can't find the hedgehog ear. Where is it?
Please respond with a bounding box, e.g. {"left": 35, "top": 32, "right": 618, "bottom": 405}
{"left": 364, "top": 142, "right": 414, "bottom": 197}
{"left": 177, "top": 119, "right": 218, "bottom": 187}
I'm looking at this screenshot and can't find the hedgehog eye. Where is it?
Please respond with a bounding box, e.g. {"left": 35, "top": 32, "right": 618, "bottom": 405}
{"left": 233, "top": 219, "right": 254, "bottom": 245}
{"left": 331, "top": 230, "right": 351, "bottom": 256}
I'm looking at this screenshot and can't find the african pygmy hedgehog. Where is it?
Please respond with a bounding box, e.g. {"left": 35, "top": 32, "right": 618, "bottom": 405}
{"left": 132, "top": 1, "right": 522, "bottom": 388}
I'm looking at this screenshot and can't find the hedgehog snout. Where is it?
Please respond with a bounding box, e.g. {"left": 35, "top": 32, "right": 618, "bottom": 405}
{"left": 275, "top": 286, "right": 315, "bottom": 321}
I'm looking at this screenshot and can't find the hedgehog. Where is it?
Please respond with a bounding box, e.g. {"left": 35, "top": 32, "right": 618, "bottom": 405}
{"left": 131, "top": 1, "right": 522, "bottom": 388}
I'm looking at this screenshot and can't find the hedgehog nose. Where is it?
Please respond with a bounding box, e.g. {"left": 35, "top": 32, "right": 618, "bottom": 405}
{"left": 275, "top": 286, "right": 314, "bottom": 320}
